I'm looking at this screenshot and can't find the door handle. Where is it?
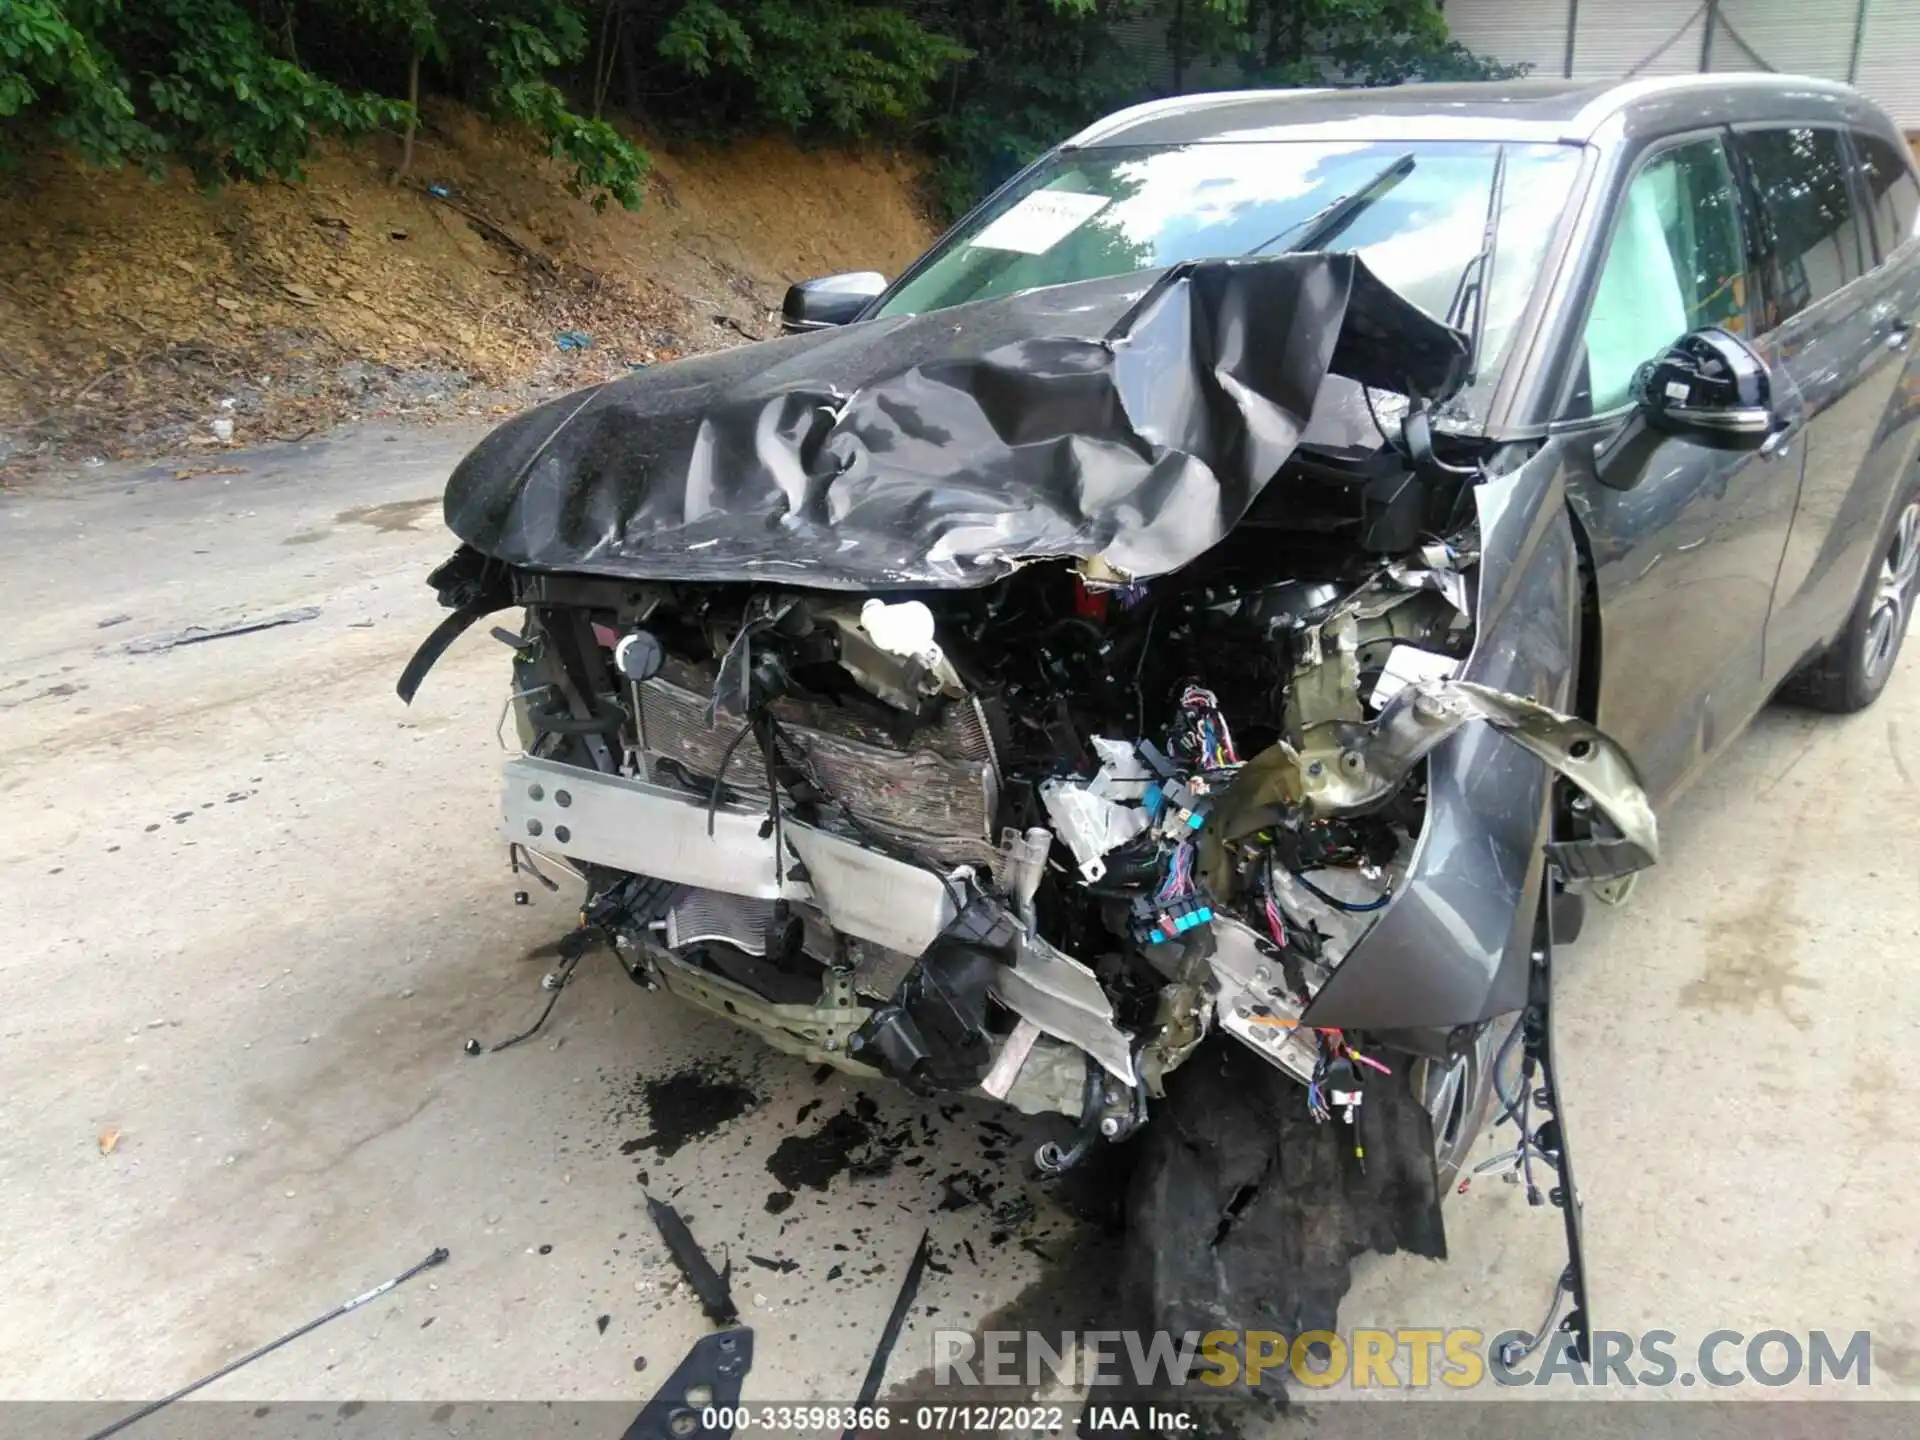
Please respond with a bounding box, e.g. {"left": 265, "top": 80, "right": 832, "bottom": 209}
{"left": 1760, "top": 418, "right": 1800, "bottom": 460}
{"left": 1886, "top": 321, "right": 1912, "bottom": 353}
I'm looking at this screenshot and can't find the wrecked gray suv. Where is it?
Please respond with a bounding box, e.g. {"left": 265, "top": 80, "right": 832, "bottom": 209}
{"left": 404, "top": 75, "right": 1920, "bottom": 1366}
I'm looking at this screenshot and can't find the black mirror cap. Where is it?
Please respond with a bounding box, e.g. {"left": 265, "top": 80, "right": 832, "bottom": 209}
{"left": 1630, "top": 326, "right": 1772, "bottom": 452}
{"left": 781, "top": 271, "right": 887, "bottom": 332}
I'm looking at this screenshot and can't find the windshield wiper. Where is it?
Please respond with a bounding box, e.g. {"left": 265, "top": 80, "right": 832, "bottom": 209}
{"left": 1444, "top": 145, "right": 1508, "bottom": 388}
{"left": 1243, "top": 152, "right": 1417, "bottom": 258}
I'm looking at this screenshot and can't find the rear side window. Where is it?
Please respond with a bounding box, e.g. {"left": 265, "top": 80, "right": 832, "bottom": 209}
{"left": 1583, "top": 138, "right": 1748, "bottom": 412}
{"left": 1851, "top": 129, "right": 1920, "bottom": 261}
{"left": 1735, "top": 127, "right": 1867, "bottom": 326}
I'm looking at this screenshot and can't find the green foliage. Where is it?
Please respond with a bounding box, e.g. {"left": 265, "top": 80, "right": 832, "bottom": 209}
{"left": 1, "top": 0, "right": 401, "bottom": 179}
{"left": 657, "top": 1, "right": 971, "bottom": 136}
{"left": 923, "top": 0, "right": 1526, "bottom": 218}
{"left": 458, "top": 4, "right": 646, "bottom": 208}
{"left": 0, "top": 1, "right": 146, "bottom": 166}
{"left": 0, "top": 0, "right": 645, "bottom": 207}
{"left": 326, "top": 0, "right": 650, "bottom": 207}
{"left": 130, "top": 1, "right": 407, "bottom": 185}
{"left": 922, "top": 0, "right": 1147, "bottom": 221}
{"left": 1, "top": 0, "right": 1515, "bottom": 220}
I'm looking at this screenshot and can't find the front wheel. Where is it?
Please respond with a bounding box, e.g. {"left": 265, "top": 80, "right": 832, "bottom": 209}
{"left": 1780, "top": 491, "right": 1920, "bottom": 714}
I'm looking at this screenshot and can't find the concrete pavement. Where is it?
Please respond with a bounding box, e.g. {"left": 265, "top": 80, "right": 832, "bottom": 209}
{"left": 1, "top": 428, "right": 1915, "bottom": 1422}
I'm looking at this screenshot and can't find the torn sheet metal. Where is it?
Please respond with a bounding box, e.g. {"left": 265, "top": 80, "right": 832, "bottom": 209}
{"left": 1386, "top": 539, "right": 1475, "bottom": 618}
{"left": 503, "top": 754, "right": 961, "bottom": 957}
{"left": 1298, "top": 440, "right": 1587, "bottom": 1031}
{"left": 990, "top": 934, "right": 1137, "bottom": 1087}
{"left": 1203, "top": 677, "right": 1658, "bottom": 892}
{"left": 1209, "top": 915, "right": 1319, "bottom": 1086}
{"left": 442, "top": 254, "right": 1468, "bottom": 589}
{"left": 1369, "top": 643, "right": 1459, "bottom": 709}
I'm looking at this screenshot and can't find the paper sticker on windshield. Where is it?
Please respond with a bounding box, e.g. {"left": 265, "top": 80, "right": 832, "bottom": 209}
{"left": 970, "top": 191, "right": 1111, "bottom": 254}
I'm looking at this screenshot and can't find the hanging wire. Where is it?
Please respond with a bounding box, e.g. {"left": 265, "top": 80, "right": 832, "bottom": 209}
{"left": 1292, "top": 870, "right": 1392, "bottom": 913}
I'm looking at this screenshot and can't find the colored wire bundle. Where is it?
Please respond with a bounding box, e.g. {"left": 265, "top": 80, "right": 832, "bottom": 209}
{"left": 1304, "top": 1027, "right": 1393, "bottom": 1123}
{"left": 1178, "top": 684, "right": 1242, "bottom": 770}
{"left": 1155, "top": 838, "right": 1196, "bottom": 902}
{"left": 1263, "top": 892, "right": 1288, "bottom": 946}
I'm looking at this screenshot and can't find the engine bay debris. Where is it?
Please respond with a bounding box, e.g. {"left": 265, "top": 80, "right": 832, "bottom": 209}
{"left": 409, "top": 250, "right": 1655, "bottom": 1184}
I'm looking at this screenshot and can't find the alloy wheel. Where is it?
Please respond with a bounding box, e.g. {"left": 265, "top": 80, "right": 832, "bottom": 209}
{"left": 1865, "top": 500, "right": 1920, "bottom": 683}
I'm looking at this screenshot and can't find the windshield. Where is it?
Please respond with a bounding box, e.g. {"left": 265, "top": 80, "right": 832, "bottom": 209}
{"left": 876, "top": 139, "right": 1583, "bottom": 404}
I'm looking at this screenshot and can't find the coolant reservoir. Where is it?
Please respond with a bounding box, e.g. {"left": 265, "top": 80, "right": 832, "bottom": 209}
{"left": 860, "top": 598, "right": 941, "bottom": 667}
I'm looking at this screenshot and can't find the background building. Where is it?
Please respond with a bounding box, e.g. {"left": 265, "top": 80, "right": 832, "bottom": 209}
{"left": 1439, "top": 0, "right": 1917, "bottom": 132}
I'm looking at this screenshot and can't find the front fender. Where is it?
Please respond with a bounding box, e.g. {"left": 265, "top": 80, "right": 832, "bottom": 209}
{"left": 1302, "top": 439, "right": 1585, "bottom": 1030}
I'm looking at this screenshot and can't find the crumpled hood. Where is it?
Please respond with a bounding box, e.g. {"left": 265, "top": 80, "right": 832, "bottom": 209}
{"left": 443, "top": 254, "right": 1468, "bottom": 589}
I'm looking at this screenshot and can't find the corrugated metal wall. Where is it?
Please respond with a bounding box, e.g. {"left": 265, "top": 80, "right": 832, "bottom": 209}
{"left": 1854, "top": 1, "right": 1920, "bottom": 132}
{"left": 1104, "top": 2, "right": 1917, "bottom": 132}
{"left": 1707, "top": 3, "right": 1853, "bottom": 78}
{"left": 1441, "top": 0, "right": 1918, "bottom": 130}
{"left": 1570, "top": 0, "right": 1708, "bottom": 79}
{"left": 1433, "top": 0, "right": 1573, "bottom": 77}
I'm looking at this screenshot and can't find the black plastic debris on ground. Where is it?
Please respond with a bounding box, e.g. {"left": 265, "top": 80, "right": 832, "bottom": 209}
{"left": 765, "top": 1102, "right": 912, "bottom": 1193}
{"left": 938, "top": 1174, "right": 989, "bottom": 1212}
{"left": 617, "top": 1062, "right": 761, "bottom": 1160}
{"left": 645, "top": 1195, "right": 737, "bottom": 1327}
{"left": 624, "top": 1327, "right": 753, "bottom": 1440}
{"left": 845, "top": 1230, "right": 934, "bottom": 1431}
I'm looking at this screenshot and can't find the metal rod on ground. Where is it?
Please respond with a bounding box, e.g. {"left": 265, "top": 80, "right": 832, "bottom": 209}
{"left": 842, "top": 1230, "right": 933, "bottom": 1440}
{"left": 81, "top": 1246, "right": 449, "bottom": 1440}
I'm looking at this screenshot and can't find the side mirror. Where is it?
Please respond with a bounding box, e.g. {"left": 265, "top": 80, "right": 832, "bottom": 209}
{"left": 782, "top": 272, "right": 886, "bottom": 332}
{"left": 1630, "top": 327, "right": 1773, "bottom": 450}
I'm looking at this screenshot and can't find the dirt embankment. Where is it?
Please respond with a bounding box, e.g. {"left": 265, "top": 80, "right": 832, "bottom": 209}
{"left": 0, "top": 102, "right": 936, "bottom": 475}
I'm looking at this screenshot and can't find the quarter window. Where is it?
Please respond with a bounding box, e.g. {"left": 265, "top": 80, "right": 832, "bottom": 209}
{"left": 1735, "top": 127, "right": 1866, "bottom": 326}
{"left": 1583, "top": 139, "right": 1747, "bottom": 413}
{"left": 1850, "top": 129, "right": 1920, "bottom": 262}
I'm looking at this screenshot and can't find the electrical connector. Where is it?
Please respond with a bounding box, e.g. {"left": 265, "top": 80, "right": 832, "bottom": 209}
{"left": 1152, "top": 793, "right": 1209, "bottom": 839}
{"left": 1135, "top": 740, "right": 1178, "bottom": 778}
{"left": 1130, "top": 892, "right": 1215, "bottom": 945}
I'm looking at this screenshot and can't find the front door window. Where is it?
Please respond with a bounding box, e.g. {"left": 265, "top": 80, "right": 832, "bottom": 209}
{"left": 1583, "top": 139, "right": 1748, "bottom": 412}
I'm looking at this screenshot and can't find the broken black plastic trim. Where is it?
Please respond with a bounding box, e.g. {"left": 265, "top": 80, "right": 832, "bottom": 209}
{"left": 624, "top": 1327, "right": 753, "bottom": 1440}
{"left": 645, "top": 1195, "right": 739, "bottom": 1328}
{"left": 396, "top": 548, "right": 515, "bottom": 704}
{"left": 442, "top": 254, "right": 1468, "bottom": 590}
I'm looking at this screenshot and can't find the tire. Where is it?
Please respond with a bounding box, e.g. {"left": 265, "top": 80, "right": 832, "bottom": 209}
{"left": 1119, "top": 1040, "right": 1447, "bottom": 1405}
{"left": 1411, "top": 1011, "right": 1520, "bottom": 1197}
{"left": 1779, "top": 488, "right": 1920, "bottom": 714}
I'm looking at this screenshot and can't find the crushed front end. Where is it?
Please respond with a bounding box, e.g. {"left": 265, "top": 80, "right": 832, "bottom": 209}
{"left": 420, "top": 505, "right": 1651, "bottom": 1175}
{"left": 402, "top": 254, "right": 1657, "bottom": 1178}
